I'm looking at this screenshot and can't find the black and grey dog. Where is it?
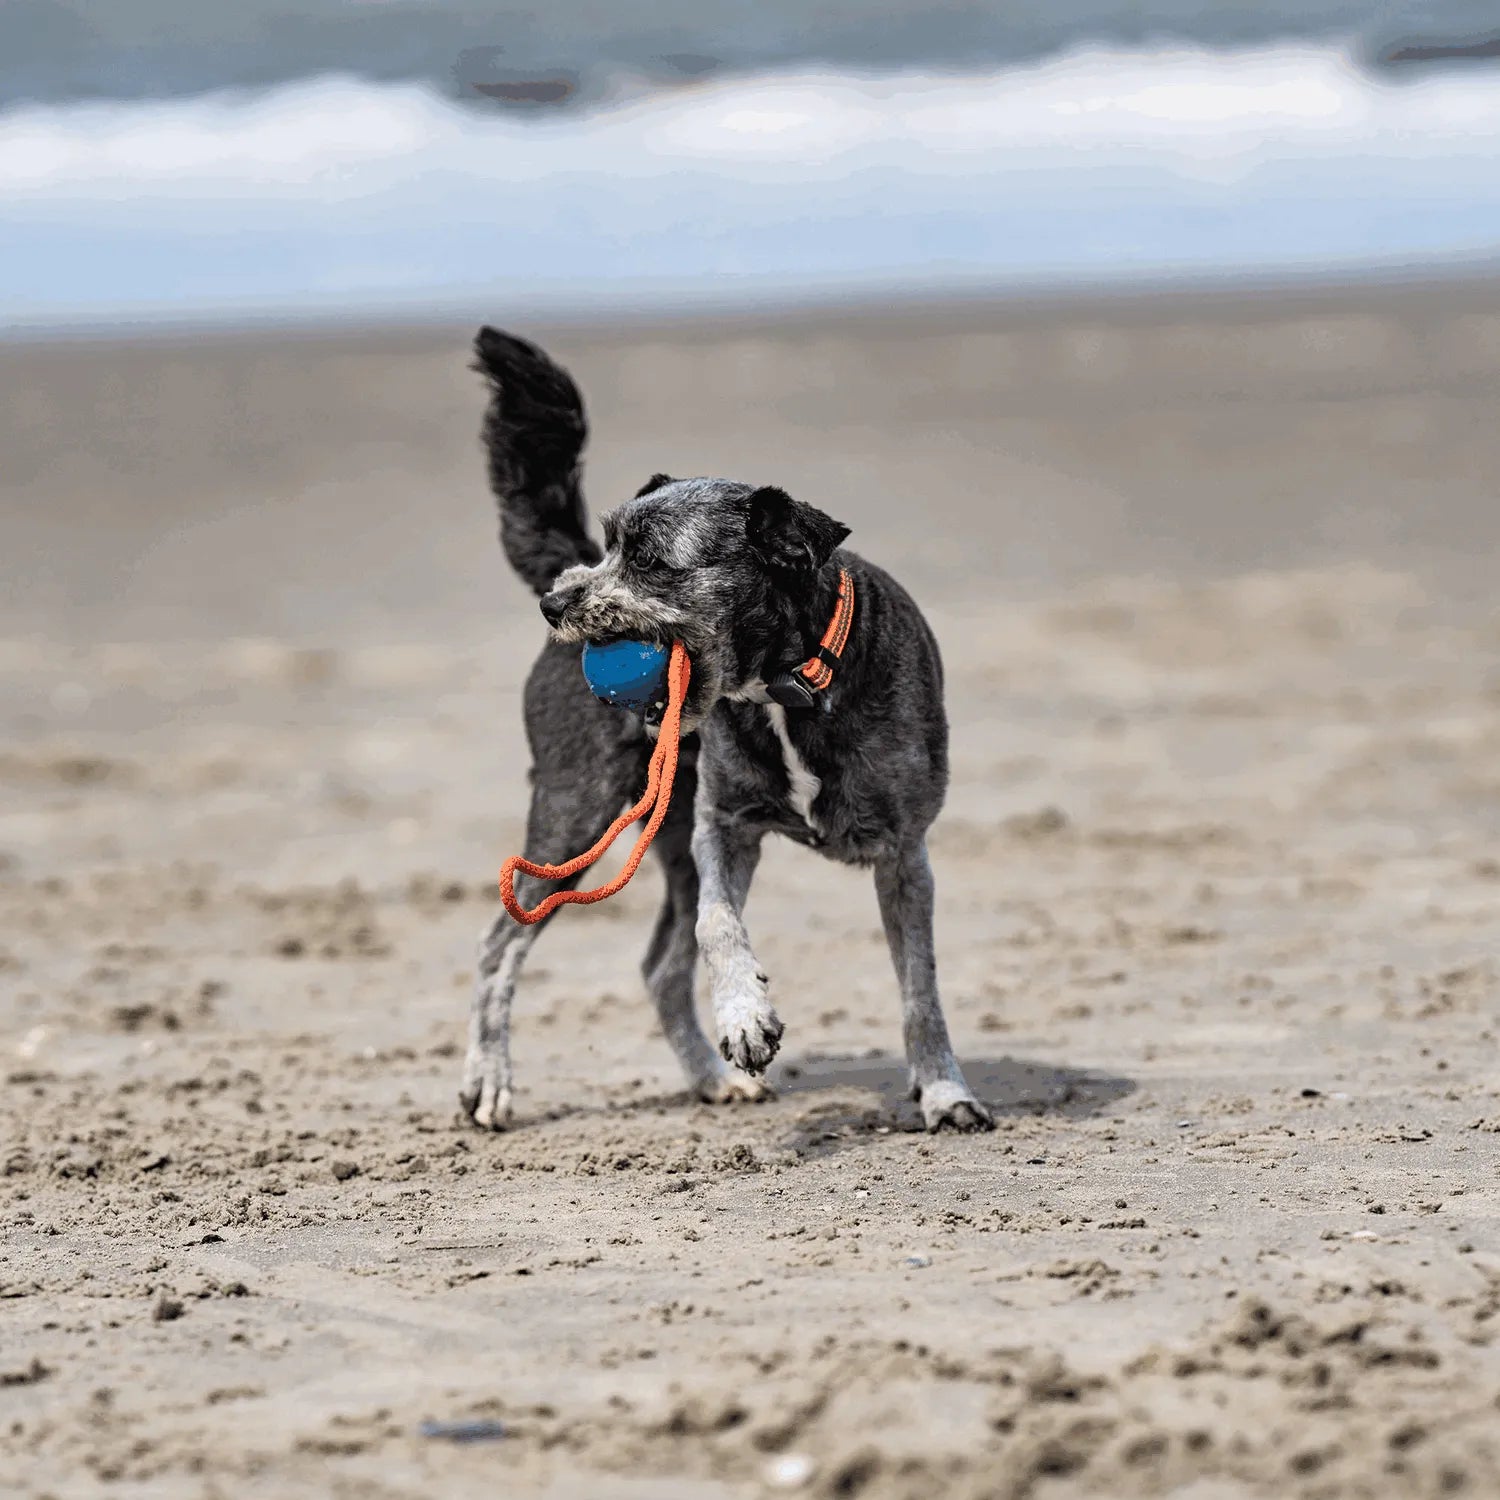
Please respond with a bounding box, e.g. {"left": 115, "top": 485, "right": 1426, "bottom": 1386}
{"left": 460, "top": 328, "right": 992, "bottom": 1133}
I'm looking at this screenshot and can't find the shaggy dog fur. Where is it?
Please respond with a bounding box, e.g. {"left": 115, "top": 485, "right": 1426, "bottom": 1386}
{"left": 459, "top": 328, "right": 991, "bottom": 1132}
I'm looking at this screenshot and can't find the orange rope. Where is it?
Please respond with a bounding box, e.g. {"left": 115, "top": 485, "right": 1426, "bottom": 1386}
{"left": 499, "top": 641, "right": 691, "bottom": 926}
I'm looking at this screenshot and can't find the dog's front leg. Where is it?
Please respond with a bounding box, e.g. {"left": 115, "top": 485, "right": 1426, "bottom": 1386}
{"left": 875, "top": 840, "right": 994, "bottom": 1132}
{"left": 691, "top": 814, "right": 782, "bottom": 1074}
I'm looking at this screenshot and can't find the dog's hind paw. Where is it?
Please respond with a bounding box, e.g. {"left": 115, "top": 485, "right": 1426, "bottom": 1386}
{"left": 697, "top": 1069, "right": 774, "bottom": 1105}
{"left": 718, "top": 1010, "right": 785, "bottom": 1076}
{"left": 459, "top": 1061, "right": 514, "bottom": 1131}
{"left": 469, "top": 1085, "right": 514, "bottom": 1131}
{"left": 919, "top": 1081, "right": 994, "bottom": 1134}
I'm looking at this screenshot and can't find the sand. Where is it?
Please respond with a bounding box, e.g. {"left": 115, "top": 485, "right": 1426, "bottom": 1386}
{"left": 3, "top": 279, "right": 1500, "bottom": 1498}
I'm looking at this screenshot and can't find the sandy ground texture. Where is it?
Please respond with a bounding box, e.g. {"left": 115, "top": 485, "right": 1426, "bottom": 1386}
{"left": 4, "top": 280, "right": 1500, "bottom": 1499}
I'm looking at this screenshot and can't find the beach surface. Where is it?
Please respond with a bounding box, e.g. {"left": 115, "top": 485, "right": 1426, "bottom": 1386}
{"left": 4, "top": 279, "right": 1500, "bottom": 1498}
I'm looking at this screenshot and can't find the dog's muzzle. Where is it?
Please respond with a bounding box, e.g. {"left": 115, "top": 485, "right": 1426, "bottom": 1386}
{"left": 539, "top": 587, "right": 575, "bottom": 627}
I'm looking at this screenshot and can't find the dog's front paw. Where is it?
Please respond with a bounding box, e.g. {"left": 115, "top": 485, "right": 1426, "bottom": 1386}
{"left": 696, "top": 1068, "right": 775, "bottom": 1105}
{"left": 918, "top": 1080, "right": 994, "bottom": 1133}
{"left": 717, "top": 990, "right": 785, "bottom": 1075}
{"left": 459, "top": 1050, "right": 513, "bottom": 1131}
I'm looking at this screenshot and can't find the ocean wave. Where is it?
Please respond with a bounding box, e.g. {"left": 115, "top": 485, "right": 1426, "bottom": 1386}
{"left": 3, "top": 0, "right": 1488, "bottom": 115}
{"left": 0, "top": 0, "right": 1424, "bottom": 114}
{"left": 4, "top": 46, "right": 1500, "bottom": 326}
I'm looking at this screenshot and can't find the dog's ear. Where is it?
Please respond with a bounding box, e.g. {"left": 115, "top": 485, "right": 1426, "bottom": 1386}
{"left": 745, "top": 486, "right": 850, "bottom": 577}
{"left": 635, "top": 472, "right": 676, "bottom": 498}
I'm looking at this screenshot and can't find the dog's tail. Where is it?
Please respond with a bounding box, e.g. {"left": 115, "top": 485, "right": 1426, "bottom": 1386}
{"left": 472, "top": 326, "right": 602, "bottom": 596}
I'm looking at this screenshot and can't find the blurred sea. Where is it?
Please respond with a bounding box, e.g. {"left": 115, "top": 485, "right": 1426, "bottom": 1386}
{"left": 2, "top": 1, "right": 1499, "bottom": 328}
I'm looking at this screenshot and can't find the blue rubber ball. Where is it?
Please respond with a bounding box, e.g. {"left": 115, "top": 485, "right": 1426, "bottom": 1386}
{"left": 580, "top": 638, "right": 669, "bottom": 711}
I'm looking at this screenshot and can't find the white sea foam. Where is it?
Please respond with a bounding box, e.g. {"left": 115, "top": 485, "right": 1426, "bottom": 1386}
{"left": 3, "top": 46, "right": 1499, "bottom": 325}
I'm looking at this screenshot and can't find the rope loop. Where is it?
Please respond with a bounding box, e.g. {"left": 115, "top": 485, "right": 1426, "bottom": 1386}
{"left": 498, "top": 641, "right": 691, "bottom": 926}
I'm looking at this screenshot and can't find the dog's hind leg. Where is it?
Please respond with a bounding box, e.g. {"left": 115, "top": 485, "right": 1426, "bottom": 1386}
{"left": 875, "top": 840, "right": 994, "bottom": 1132}
{"left": 692, "top": 812, "right": 781, "bottom": 1074}
{"left": 462, "top": 911, "right": 538, "bottom": 1129}
{"left": 460, "top": 767, "right": 637, "bottom": 1130}
{"left": 646, "top": 776, "right": 770, "bottom": 1104}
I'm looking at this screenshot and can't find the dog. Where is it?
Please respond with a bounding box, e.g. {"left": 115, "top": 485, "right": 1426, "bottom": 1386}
{"left": 459, "top": 327, "right": 993, "bottom": 1133}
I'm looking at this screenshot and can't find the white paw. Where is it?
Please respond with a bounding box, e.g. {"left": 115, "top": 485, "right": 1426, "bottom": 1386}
{"left": 459, "top": 1050, "right": 513, "bottom": 1131}
{"left": 918, "top": 1080, "right": 994, "bottom": 1133}
{"left": 717, "top": 974, "right": 784, "bottom": 1075}
{"left": 471, "top": 1083, "right": 513, "bottom": 1131}
{"left": 697, "top": 1069, "right": 774, "bottom": 1105}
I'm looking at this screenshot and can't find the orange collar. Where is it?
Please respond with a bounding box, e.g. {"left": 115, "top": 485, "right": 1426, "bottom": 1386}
{"left": 795, "top": 565, "right": 855, "bottom": 691}
{"left": 768, "top": 566, "right": 855, "bottom": 710}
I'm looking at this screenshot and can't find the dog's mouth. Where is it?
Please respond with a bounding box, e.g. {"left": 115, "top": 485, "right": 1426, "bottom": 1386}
{"left": 583, "top": 627, "right": 684, "bottom": 655}
{"left": 575, "top": 629, "right": 692, "bottom": 731}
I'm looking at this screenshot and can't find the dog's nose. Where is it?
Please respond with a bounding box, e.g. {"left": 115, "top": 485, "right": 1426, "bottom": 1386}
{"left": 539, "top": 590, "right": 570, "bottom": 627}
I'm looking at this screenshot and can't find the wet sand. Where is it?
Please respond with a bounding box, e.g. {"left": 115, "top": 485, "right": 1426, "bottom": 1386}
{"left": 4, "top": 279, "right": 1500, "bottom": 1498}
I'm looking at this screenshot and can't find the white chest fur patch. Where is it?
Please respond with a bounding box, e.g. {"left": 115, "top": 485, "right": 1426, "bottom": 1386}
{"left": 764, "top": 704, "right": 821, "bottom": 828}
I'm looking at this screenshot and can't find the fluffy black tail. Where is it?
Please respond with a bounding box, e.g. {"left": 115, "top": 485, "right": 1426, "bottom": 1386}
{"left": 472, "top": 327, "right": 602, "bottom": 596}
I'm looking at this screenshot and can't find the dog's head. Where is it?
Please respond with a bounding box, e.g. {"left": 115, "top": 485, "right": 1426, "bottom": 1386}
{"left": 539, "top": 475, "right": 850, "bottom": 724}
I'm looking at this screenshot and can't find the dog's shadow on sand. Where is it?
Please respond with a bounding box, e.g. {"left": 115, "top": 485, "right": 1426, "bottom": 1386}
{"left": 766, "top": 1052, "right": 1135, "bottom": 1153}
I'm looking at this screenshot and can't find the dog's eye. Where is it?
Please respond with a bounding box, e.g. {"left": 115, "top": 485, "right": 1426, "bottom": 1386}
{"left": 624, "top": 540, "right": 670, "bottom": 573}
